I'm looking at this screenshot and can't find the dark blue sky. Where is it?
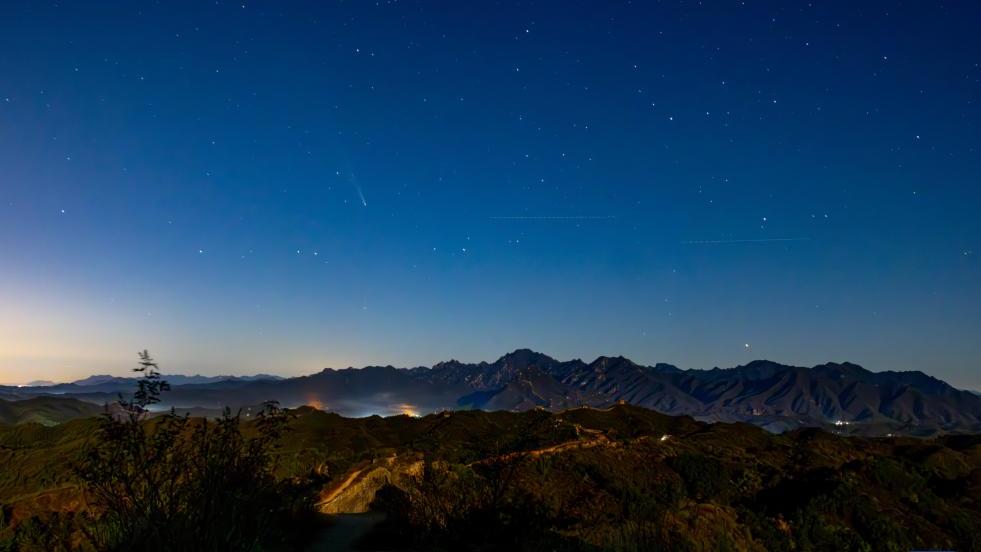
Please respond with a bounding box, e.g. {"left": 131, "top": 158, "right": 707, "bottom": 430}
{"left": 1, "top": 1, "right": 979, "bottom": 387}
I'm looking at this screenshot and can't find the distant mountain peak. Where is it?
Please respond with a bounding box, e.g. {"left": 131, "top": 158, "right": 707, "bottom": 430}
{"left": 495, "top": 349, "right": 556, "bottom": 366}
{"left": 812, "top": 361, "right": 873, "bottom": 379}
{"left": 432, "top": 358, "right": 468, "bottom": 370}
{"left": 588, "top": 355, "right": 639, "bottom": 371}
{"left": 72, "top": 374, "right": 130, "bottom": 386}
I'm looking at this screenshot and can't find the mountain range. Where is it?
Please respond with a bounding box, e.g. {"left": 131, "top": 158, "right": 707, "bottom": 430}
{"left": 3, "top": 350, "right": 979, "bottom": 436}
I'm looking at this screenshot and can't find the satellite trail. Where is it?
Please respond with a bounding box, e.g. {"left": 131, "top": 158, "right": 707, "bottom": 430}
{"left": 489, "top": 215, "right": 616, "bottom": 221}
{"left": 681, "top": 237, "right": 810, "bottom": 245}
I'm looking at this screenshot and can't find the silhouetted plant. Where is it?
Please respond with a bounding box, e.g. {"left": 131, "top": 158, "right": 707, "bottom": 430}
{"left": 75, "top": 350, "right": 310, "bottom": 551}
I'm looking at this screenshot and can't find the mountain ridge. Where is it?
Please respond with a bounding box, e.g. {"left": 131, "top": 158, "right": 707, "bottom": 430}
{"left": 5, "top": 349, "right": 980, "bottom": 436}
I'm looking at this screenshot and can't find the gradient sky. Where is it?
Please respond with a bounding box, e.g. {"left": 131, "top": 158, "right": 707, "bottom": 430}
{"left": 1, "top": 1, "right": 979, "bottom": 388}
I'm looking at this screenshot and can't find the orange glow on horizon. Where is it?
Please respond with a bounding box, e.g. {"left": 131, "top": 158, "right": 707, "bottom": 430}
{"left": 305, "top": 395, "right": 325, "bottom": 411}
{"left": 398, "top": 403, "right": 419, "bottom": 417}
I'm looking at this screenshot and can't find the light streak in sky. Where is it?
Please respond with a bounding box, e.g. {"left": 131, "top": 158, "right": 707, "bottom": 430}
{"left": 681, "top": 237, "right": 810, "bottom": 245}
{"left": 489, "top": 215, "right": 616, "bottom": 221}
{"left": 350, "top": 174, "right": 367, "bottom": 207}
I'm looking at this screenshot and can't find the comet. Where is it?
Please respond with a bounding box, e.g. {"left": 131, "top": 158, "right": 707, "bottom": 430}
{"left": 350, "top": 173, "right": 367, "bottom": 207}
{"left": 355, "top": 183, "right": 367, "bottom": 207}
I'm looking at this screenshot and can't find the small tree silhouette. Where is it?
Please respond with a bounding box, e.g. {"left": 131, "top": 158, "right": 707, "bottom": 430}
{"left": 76, "top": 350, "right": 307, "bottom": 551}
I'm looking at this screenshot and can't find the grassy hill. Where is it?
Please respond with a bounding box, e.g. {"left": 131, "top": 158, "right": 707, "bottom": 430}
{"left": 0, "top": 397, "right": 103, "bottom": 427}
{"left": 0, "top": 404, "right": 979, "bottom": 551}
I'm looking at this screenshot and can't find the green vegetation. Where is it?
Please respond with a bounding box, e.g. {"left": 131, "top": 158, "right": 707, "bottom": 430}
{"left": 357, "top": 417, "right": 981, "bottom": 552}
{"left": 0, "top": 397, "right": 102, "bottom": 427}
{"left": 0, "top": 355, "right": 979, "bottom": 551}
{"left": 73, "top": 351, "right": 316, "bottom": 551}
{"left": 2, "top": 352, "right": 319, "bottom": 551}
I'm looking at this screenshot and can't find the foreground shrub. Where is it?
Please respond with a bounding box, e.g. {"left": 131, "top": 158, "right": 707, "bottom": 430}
{"left": 75, "top": 351, "right": 314, "bottom": 551}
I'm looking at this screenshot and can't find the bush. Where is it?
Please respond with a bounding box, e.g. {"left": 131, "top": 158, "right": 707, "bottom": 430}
{"left": 75, "top": 351, "right": 313, "bottom": 551}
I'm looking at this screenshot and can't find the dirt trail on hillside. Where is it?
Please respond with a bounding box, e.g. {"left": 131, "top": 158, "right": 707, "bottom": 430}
{"left": 317, "top": 466, "right": 367, "bottom": 508}
{"left": 316, "top": 456, "right": 423, "bottom": 514}
{"left": 470, "top": 427, "right": 616, "bottom": 465}
{"left": 315, "top": 428, "right": 641, "bottom": 514}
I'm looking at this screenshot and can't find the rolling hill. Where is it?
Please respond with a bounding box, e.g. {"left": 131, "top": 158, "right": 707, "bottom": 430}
{"left": 0, "top": 397, "right": 103, "bottom": 426}
{"left": 1, "top": 404, "right": 979, "bottom": 551}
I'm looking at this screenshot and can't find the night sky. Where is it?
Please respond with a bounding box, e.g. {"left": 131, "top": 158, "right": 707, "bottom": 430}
{"left": 1, "top": 1, "right": 979, "bottom": 388}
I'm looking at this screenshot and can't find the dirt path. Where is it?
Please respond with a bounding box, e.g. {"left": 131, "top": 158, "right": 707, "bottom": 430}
{"left": 470, "top": 428, "right": 613, "bottom": 466}
{"left": 317, "top": 467, "right": 366, "bottom": 509}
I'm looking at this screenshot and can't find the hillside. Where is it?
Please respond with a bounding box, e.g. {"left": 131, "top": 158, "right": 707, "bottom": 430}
{"left": 0, "top": 397, "right": 102, "bottom": 427}
{"left": 1, "top": 404, "right": 979, "bottom": 551}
